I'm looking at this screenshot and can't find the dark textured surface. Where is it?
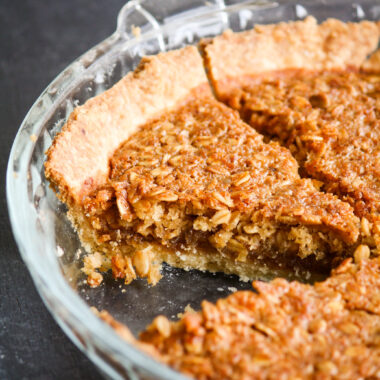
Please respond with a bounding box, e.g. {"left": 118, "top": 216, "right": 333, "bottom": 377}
{"left": 0, "top": 1, "right": 126, "bottom": 379}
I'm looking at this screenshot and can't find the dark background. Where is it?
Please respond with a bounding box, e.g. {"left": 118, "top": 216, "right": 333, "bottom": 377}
{"left": 0, "top": 1, "right": 127, "bottom": 379}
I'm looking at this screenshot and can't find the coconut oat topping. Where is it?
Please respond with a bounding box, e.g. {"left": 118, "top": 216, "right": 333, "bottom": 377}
{"left": 106, "top": 97, "right": 359, "bottom": 243}
{"left": 228, "top": 70, "right": 380, "bottom": 226}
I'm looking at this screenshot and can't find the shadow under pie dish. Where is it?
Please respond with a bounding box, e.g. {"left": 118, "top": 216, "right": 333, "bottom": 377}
{"left": 44, "top": 16, "right": 380, "bottom": 379}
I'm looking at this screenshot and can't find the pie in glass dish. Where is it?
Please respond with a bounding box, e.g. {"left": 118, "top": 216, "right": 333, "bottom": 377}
{"left": 48, "top": 44, "right": 361, "bottom": 287}
{"left": 45, "top": 16, "right": 380, "bottom": 379}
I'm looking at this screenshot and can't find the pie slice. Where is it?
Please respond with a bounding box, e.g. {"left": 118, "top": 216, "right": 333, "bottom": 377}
{"left": 109, "top": 256, "right": 379, "bottom": 380}
{"left": 46, "top": 46, "right": 360, "bottom": 287}
{"left": 203, "top": 16, "right": 380, "bottom": 250}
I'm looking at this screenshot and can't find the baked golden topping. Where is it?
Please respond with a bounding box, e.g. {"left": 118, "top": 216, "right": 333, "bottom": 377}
{"left": 227, "top": 70, "right": 380, "bottom": 221}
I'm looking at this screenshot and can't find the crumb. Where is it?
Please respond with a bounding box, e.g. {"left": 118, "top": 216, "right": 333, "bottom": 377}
{"left": 177, "top": 303, "right": 196, "bottom": 319}
{"left": 30, "top": 134, "right": 37, "bottom": 142}
{"left": 75, "top": 249, "right": 82, "bottom": 260}
{"left": 56, "top": 245, "right": 64, "bottom": 257}
{"left": 131, "top": 25, "right": 141, "bottom": 38}
{"left": 87, "top": 271, "right": 103, "bottom": 287}
{"left": 184, "top": 304, "right": 196, "bottom": 313}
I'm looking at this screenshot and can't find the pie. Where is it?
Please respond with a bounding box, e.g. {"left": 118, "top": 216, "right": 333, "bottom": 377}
{"left": 47, "top": 45, "right": 360, "bottom": 286}
{"left": 101, "top": 256, "right": 380, "bottom": 379}
{"left": 45, "top": 16, "right": 380, "bottom": 379}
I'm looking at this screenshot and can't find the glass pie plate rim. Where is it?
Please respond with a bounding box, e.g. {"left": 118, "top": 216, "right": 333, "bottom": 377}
{"left": 6, "top": 0, "right": 379, "bottom": 378}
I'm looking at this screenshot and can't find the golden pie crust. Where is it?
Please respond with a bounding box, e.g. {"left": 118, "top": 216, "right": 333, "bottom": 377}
{"left": 203, "top": 16, "right": 380, "bottom": 99}
{"left": 45, "top": 17, "right": 380, "bottom": 379}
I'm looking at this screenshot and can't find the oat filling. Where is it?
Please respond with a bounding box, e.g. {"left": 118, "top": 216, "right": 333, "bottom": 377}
{"left": 82, "top": 96, "right": 359, "bottom": 285}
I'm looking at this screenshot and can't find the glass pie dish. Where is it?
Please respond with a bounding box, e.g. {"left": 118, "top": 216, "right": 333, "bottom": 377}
{"left": 7, "top": 0, "right": 380, "bottom": 378}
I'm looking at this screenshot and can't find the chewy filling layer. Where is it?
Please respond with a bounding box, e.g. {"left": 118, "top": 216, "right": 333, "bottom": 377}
{"left": 81, "top": 97, "right": 359, "bottom": 285}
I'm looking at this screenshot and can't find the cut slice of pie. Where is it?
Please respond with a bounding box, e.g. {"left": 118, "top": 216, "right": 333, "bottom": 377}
{"left": 46, "top": 46, "right": 360, "bottom": 286}
{"left": 203, "top": 16, "right": 380, "bottom": 250}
